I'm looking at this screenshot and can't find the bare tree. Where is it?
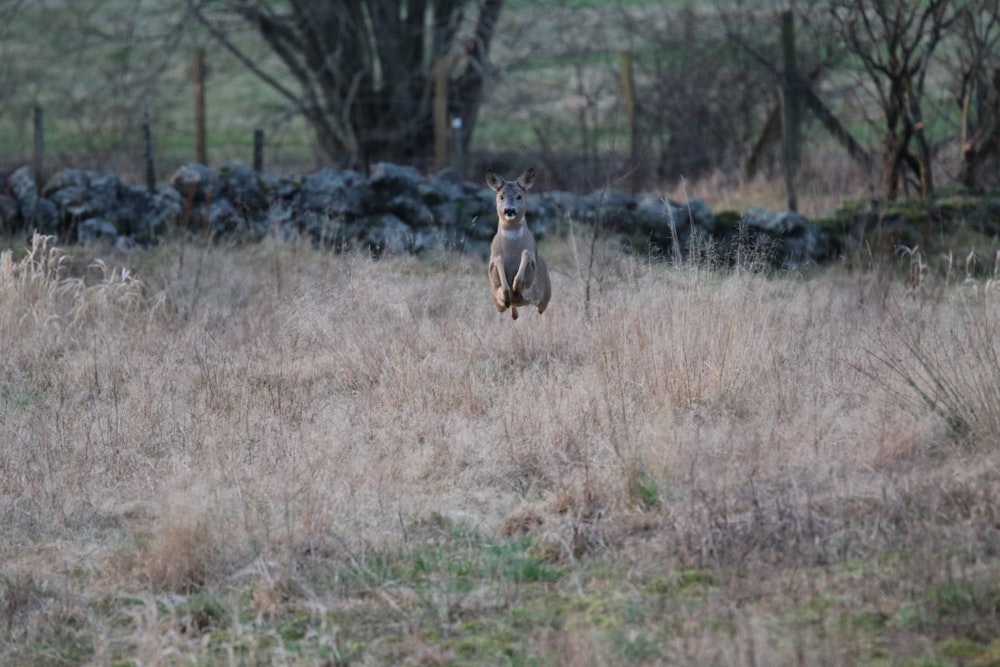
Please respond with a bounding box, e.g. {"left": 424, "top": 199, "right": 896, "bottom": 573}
{"left": 720, "top": 5, "right": 874, "bottom": 180}
{"left": 830, "top": 0, "right": 958, "bottom": 200}
{"left": 948, "top": 1, "right": 1000, "bottom": 191}
{"left": 189, "top": 0, "right": 502, "bottom": 169}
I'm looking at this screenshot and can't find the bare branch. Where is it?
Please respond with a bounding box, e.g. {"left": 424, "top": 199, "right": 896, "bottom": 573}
{"left": 186, "top": 0, "right": 300, "bottom": 106}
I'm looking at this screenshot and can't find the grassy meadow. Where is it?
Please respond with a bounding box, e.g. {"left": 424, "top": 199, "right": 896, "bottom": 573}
{"left": 3, "top": 227, "right": 1000, "bottom": 665}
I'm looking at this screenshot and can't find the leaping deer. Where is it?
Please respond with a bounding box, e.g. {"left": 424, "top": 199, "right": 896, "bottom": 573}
{"left": 486, "top": 167, "right": 551, "bottom": 320}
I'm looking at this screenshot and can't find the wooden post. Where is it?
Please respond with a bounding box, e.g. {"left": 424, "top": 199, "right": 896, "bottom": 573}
{"left": 253, "top": 129, "right": 264, "bottom": 172}
{"left": 781, "top": 11, "right": 801, "bottom": 212}
{"left": 193, "top": 48, "right": 207, "bottom": 165}
{"left": 33, "top": 106, "right": 44, "bottom": 191}
{"left": 451, "top": 117, "right": 464, "bottom": 177}
{"left": 434, "top": 57, "right": 449, "bottom": 171}
{"left": 620, "top": 51, "right": 637, "bottom": 190}
{"left": 143, "top": 108, "right": 156, "bottom": 192}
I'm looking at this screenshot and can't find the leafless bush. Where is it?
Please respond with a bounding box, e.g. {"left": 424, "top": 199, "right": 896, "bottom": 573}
{"left": 628, "top": 6, "right": 778, "bottom": 184}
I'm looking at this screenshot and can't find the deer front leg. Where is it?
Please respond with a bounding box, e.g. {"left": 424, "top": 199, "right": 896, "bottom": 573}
{"left": 489, "top": 254, "right": 511, "bottom": 311}
{"left": 511, "top": 249, "right": 536, "bottom": 295}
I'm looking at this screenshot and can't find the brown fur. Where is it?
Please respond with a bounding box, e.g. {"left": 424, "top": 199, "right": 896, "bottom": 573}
{"left": 485, "top": 168, "right": 552, "bottom": 320}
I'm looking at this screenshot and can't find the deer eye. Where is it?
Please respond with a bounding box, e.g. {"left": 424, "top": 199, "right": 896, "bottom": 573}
{"left": 517, "top": 195, "right": 522, "bottom": 200}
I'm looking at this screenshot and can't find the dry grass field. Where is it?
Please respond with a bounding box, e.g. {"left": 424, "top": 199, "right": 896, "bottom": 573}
{"left": 3, "top": 228, "right": 1000, "bottom": 666}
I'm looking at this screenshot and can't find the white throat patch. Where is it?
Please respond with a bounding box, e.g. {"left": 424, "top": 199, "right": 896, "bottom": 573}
{"left": 501, "top": 225, "right": 525, "bottom": 239}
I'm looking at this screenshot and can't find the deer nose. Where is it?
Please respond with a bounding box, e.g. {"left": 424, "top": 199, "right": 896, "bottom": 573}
{"left": 503, "top": 207, "right": 516, "bottom": 217}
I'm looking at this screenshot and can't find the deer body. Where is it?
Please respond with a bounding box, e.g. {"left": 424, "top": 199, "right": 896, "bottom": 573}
{"left": 486, "top": 168, "right": 551, "bottom": 320}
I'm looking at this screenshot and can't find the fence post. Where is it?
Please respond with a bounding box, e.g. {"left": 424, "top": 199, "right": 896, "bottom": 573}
{"left": 33, "top": 106, "right": 44, "bottom": 191}
{"left": 143, "top": 108, "right": 156, "bottom": 193}
{"left": 253, "top": 129, "right": 264, "bottom": 172}
{"left": 451, "top": 117, "right": 464, "bottom": 177}
{"left": 193, "top": 48, "right": 207, "bottom": 165}
{"left": 620, "top": 51, "right": 637, "bottom": 190}
{"left": 781, "top": 11, "right": 801, "bottom": 212}
{"left": 434, "top": 57, "right": 450, "bottom": 171}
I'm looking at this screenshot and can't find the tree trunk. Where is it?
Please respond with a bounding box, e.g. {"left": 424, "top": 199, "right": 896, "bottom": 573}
{"left": 958, "top": 68, "right": 1000, "bottom": 191}
{"left": 194, "top": 0, "right": 502, "bottom": 167}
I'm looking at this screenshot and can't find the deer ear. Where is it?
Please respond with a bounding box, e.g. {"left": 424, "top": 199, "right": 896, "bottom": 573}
{"left": 485, "top": 170, "right": 504, "bottom": 192}
{"left": 518, "top": 168, "right": 536, "bottom": 190}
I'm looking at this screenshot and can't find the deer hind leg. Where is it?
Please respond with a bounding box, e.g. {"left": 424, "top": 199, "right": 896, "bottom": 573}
{"left": 511, "top": 249, "right": 536, "bottom": 295}
{"left": 489, "top": 254, "right": 511, "bottom": 312}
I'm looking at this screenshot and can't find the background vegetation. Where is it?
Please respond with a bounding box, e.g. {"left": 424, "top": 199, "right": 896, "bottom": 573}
{"left": 2, "top": 1, "right": 998, "bottom": 204}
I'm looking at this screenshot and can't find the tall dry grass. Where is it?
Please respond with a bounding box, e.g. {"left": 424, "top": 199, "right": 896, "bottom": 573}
{"left": 2, "top": 232, "right": 1000, "bottom": 664}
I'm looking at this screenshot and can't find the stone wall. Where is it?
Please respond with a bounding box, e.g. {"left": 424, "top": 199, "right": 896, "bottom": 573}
{"left": 0, "top": 162, "right": 832, "bottom": 269}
